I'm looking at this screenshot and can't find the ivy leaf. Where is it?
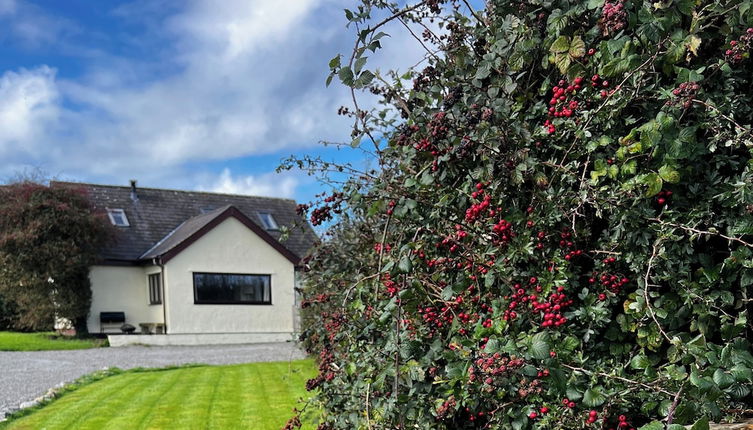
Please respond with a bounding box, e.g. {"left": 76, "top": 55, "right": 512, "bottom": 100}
{"left": 658, "top": 165, "right": 680, "bottom": 183}
{"left": 569, "top": 36, "right": 586, "bottom": 58}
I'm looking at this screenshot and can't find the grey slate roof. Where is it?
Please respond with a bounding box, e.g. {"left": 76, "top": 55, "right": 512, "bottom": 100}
{"left": 51, "top": 181, "right": 318, "bottom": 264}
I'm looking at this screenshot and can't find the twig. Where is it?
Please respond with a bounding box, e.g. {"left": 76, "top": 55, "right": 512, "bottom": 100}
{"left": 665, "top": 382, "right": 685, "bottom": 425}
{"left": 649, "top": 218, "right": 753, "bottom": 248}
{"left": 461, "top": 0, "right": 485, "bottom": 23}
{"left": 692, "top": 99, "right": 753, "bottom": 138}
{"left": 365, "top": 382, "right": 372, "bottom": 430}
{"left": 644, "top": 241, "right": 672, "bottom": 343}
{"left": 562, "top": 364, "right": 675, "bottom": 396}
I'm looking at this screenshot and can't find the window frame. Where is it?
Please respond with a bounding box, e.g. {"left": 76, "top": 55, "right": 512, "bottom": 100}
{"left": 148, "top": 273, "right": 162, "bottom": 305}
{"left": 107, "top": 208, "right": 130, "bottom": 227}
{"left": 192, "top": 272, "right": 272, "bottom": 305}
{"left": 257, "top": 212, "right": 279, "bottom": 230}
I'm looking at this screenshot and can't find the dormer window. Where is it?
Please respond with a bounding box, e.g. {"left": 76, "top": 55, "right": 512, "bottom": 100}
{"left": 107, "top": 208, "right": 130, "bottom": 227}
{"left": 258, "top": 212, "right": 278, "bottom": 230}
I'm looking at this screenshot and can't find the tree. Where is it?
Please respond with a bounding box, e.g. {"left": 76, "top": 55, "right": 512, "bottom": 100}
{"left": 0, "top": 182, "right": 112, "bottom": 334}
{"left": 290, "top": 0, "right": 753, "bottom": 428}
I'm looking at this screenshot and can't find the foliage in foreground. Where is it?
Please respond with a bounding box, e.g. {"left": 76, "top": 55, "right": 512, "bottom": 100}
{"left": 0, "top": 331, "right": 103, "bottom": 351}
{"left": 293, "top": 0, "right": 753, "bottom": 428}
{"left": 0, "top": 360, "right": 317, "bottom": 430}
{"left": 0, "top": 182, "right": 113, "bottom": 333}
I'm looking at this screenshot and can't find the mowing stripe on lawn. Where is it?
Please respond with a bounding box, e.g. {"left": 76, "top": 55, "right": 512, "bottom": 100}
{"left": 0, "top": 360, "right": 316, "bottom": 430}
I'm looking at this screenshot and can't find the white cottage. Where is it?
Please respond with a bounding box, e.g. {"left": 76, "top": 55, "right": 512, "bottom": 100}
{"left": 52, "top": 181, "right": 317, "bottom": 346}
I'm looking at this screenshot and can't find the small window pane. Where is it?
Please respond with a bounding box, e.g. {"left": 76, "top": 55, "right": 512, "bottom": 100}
{"left": 107, "top": 209, "right": 129, "bottom": 227}
{"left": 258, "top": 213, "right": 278, "bottom": 230}
{"left": 193, "top": 273, "right": 271, "bottom": 304}
{"left": 148, "top": 274, "right": 162, "bottom": 304}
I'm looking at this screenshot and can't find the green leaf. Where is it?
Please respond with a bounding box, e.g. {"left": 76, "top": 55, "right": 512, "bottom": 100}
{"left": 529, "top": 332, "right": 550, "bottom": 359}
{"left": 550, "top": 36, "right": 571, "bottom": 53}
{"left": 329, "top": 55, "right": 341, "bottom": 69}
{"left": 631, "top": 354, "right": 651, "bottom": 370}
{"left": 642, "top": 173, "right": 663, "bottom": 197}
{"left": 686, "top": 35, "right": 701, "bottom": 56}
{"left": 582, "top": 387, "right": 606, "bottom": 407}
{"left": 690, "top": 416, "right": 710, "bottom": 430}
{"left": 638, "top": 421, "right": 664, "bottom": 430}
{"left": 658, "top": 165, "right": 680, "bottom": 183}
{"left": 398, "top": 255, "right": 412, "bottom": 273}
{"left": 728, "top": 382, "right": 751, "bottom": 399}
{"left": 712, "top": 369, "right": 735, "bottom": 388}
{"left": 553, "top": 53, "right": 571, "bottom": 74}
{"left": 569, "top": 36, "right": 586, "bottom": 58}
{"left": 354, "top": 57, "right": 367, "bottom": 74}
{"left": 338, "top": 67, "right": 354, "bottom": 86}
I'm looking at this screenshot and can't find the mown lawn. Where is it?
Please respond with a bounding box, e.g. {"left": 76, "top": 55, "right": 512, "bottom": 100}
{"left": 0, "top": 332, "right": 102, "bottom": 351}
{"left": 0, "top": 360, "right": 318, "bottom": 430}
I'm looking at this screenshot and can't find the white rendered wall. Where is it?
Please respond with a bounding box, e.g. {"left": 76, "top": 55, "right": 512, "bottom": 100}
{"left": 163, "top": 217, "right": 296, "bottom": 335}
{"left": 87, "top": 265, "right": 164, "bottom": 333}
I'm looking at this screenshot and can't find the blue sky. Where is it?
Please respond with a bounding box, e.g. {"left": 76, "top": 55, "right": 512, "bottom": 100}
{"left": 0, "top": 0, "right": 432, "bottom": 203}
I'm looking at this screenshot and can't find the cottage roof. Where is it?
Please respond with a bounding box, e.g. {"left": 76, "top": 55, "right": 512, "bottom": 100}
{"left": 51, "top": 181, "right": 318, "bottom": 265}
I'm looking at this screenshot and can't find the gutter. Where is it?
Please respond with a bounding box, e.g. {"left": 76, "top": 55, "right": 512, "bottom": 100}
{"left": 154, "top": 257, "right": 168, "bottom": 334}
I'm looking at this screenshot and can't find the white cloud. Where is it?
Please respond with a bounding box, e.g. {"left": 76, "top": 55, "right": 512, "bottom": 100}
{"left": 0, "top": 66, "right": 59, "bottom": 154}
{"left": 201, "top": 168, "right": 298, "bottom": 198}
{"left": 0, "top": 1, "right": 432, "bottom": 198}
{"left": 0, "top": 0, "right": 16, "bottom": 15}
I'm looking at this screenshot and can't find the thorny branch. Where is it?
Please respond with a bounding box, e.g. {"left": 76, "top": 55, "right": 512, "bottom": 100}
{"left": 644, "top": 241, "right": 673, "bottom": 343}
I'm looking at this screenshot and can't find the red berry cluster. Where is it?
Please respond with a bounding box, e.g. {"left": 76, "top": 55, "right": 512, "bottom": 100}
{"left": 610, "top": 414, "right": 635, "bottom": 429}
{"left": 436, "top": 224, "right": 469, "bottom": 253}
{"left": 306, "top": 346, "right": 336, "bottom": 391}
{"left": 435, "top": 396, "right": 457, "bottom": 420}
{"left": 300, "top": 293, "right": 330, "bottom": 309}
{"left": 491, "top": 218, "right": 514, "bottom": 245}
{"left": 502, "top": 279, "right": 573, "bottom": 328}
{"left": 591, "top": 74, "right": 613, "bottom": 98}
{"left": 725, "top": 28, "right": 753, "bottom": 63}
{"left": 468, "top": 352, "right": 526, "bottom": 387}
{"left": 656, "top": 189, "right": 673, "bottom": 207}
{"left": 589, "top": 257, "right": 630, "bottom": 298}
{"left": 418, "top": 302, "right": 458, "bottom": 337}
{"left": 562, "top": 397, "right": 577, "bottom": 409}
{"left": 466, "top": 182, "right": 497, "bottom": 221}
{"left": 547, "top": 77, "right": 584, "bottom": 118}
{"left": 599, "top": 0, "right": 627, "bottom": 36}
{"left": 382, "top": 273, "right": 399, "bottom": 297}
{"left": 308, "top": 192, "right": 344, "bottom": 226}
{"left": 586, "top": 409, "right": 600, "bottom": 424}
{"left": 668, "top": 81, "right": 700, "bottom": 109}
{"left": 373, "top": 242, "right": 392, "bottom": 254}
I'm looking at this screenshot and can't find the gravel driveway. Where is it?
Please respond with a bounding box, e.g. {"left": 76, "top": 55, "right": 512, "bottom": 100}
{"left": 0, "top": 342, "right": 306, "bottom": 418}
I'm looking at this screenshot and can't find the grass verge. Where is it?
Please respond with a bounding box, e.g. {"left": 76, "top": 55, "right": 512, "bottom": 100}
{"left": 0, "top": 359, "right": 318, "bottom": 430}
{"left": 0, "top": 332, "right": 104, "bottom": 351}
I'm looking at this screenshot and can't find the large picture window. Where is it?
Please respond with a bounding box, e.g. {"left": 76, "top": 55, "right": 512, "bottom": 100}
{"left": 193, "top": 273, "right": 271, "bottom": 305}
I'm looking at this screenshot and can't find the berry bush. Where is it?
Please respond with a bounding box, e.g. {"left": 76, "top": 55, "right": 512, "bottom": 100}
{"left": 289, "top": 0, "right": 753, "bottom": 428}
